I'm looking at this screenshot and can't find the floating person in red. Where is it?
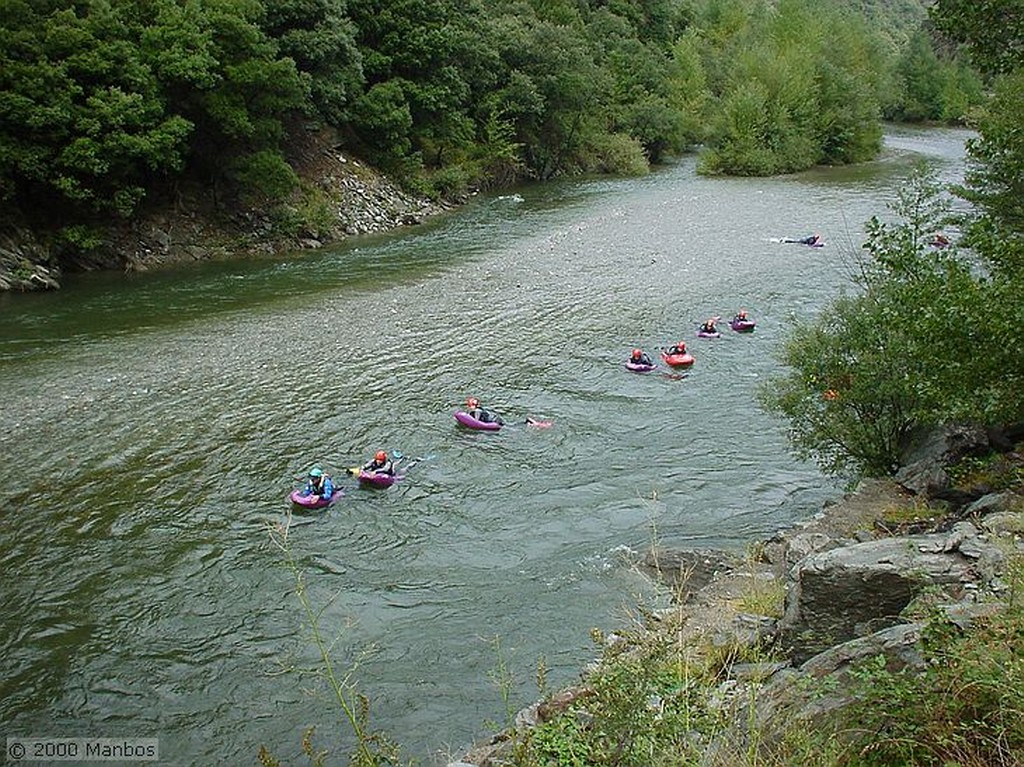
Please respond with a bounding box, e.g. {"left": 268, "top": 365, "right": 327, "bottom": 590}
{"left": 465, "top": 397, "right": 504, "bottom": 426}
{"left": 730, "top": 310, "right": 756, "bottom": 332}
{"left": 661, "top": 341, "right": 695, "bottom": 368}
{"left": 361, "top": 450, "right": 394, "bottom": 476}
{"left": 628, "top": 348, "right": 653, "bottom": 366}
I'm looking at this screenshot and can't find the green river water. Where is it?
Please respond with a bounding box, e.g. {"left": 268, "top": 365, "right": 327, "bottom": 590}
{"left": 0, "top": 126, "right": 970, "bottom": 765}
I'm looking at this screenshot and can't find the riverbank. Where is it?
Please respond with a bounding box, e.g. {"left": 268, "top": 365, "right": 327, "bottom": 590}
{"left": 451, "top": 426, "right": 1024, "bottom": 767}
{"left": 0, "top": 128, "right": 456, "bottom": 291}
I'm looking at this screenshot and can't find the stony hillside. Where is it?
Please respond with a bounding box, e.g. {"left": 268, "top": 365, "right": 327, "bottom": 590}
{"left": 0, "top": 128, "right": 453, "bottom": 291}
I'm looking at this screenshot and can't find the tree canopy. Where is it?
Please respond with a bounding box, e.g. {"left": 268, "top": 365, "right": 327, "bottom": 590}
{"left": 0, "top": 0, "right": 990, "bottom": 250}
{"left": 762, "top": 0, "right": 1024, "bottom": 480}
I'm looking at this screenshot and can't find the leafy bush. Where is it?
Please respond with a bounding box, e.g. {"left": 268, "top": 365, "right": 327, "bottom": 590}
{"left": 760, "top": 168, "right": 1006, "bottom": 478}
{"left": 580, "top": 133, "right": 650, "bottom": 176}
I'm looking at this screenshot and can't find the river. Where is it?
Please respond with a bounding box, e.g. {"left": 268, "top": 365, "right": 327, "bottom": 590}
{"left": 0, "top": 126, "right": 970, "bottom": 765}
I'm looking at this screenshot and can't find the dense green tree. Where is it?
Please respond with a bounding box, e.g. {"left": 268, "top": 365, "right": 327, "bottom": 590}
{"left": 0, "top": 0, "right": 996, "bottom": 255}
{"left": 171, "top": 0, "right": 305, "bottom": 185}
{"left": 761, "top": 170, "right": 997, "bottom": 476}
{"left": 0, "top": 0, "right": 192, "bottom": 217}
{"left": 889, "top": 28, "right": 985, "bottom": 122}
{"left": 930, "top": 0, "right": 1024, "bottom": 410}
{"left": 697, "top": 0, "right": 884, "bottom": 175}
{"left": 0, "top": 0, "right": 308, "bottom": 222}
{"left": 587, "top": 10, "right": 687, "bottom": 162}
{"left": 957, "top": 71, "right": 1024, "bottom": 253}
{"left": 667, "top": 30, "right": 711, "bottom": 145}
{"left": 260, "top": 0, "right": 364, "bottom": 126}
{"left": 930, "top": 0, "right": 1024, "bottom": 76}
{"left": 344, "top": 0, "right": 486, "bottom": 174}
{"left": 895, "top": 29, "right": 945, "bottom": 121}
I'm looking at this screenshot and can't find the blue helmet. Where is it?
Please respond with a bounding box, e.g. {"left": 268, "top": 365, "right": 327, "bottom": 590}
{"left": 308, "top": 467, "right": 323, "bottom": 478}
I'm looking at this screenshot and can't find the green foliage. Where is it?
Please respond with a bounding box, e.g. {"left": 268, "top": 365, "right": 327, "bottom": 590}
{"left": 697, "top": 0, "right": 886, "bottom": 175}
{"left": 0, "top": 1, "right": 193, "bottom": 217}
{"left": 260, "top": 0, "right": 364, "bottom": 125}
{"left": 888, "top": 29, "right": 986, "bottom": 123}
{"left": 0, "top": 0, "right": 996, "bottom": 257}
{"left": 230, "top": 149, "right": 299, "bottom": 204}
{"left": 349, "top": 80, "right": 415, "bottom": 171}
{"left": 824, "top": 598, "right": 1024, "bottom": 767}
{"left": 929, "top": 0, "right": 1024, "bottom": 426}
{"left": 930, "top": 0, "right": 1024, "bottom": 77}
{"left": 959, "top": 70, "right": 1024, "bottom": 249}
{"left": 947, "top": 448, "right": 1024, "bottom": 494}
{"left": 0, "top": 0, "right": 308, "bottom": 232}
{"left": 516, "top": 636, "right": 719, "bottom": 767}
{"left": 578, "top": 132, "right": 650, "bottom": 176}
{"left": 760, "top": 168, "right": 1010, "bottom": 478}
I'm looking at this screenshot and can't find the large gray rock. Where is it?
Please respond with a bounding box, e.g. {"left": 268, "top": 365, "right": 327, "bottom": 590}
{"left": 896, "top": 424, "right": 991, "bottom": 497}
{"left": 701, "top": 622, "right": 925, "bottom": 767}
{"left": 640, "top": 548, "right": 741, "bottom": 601}
{"left": 965, "top": 491, "right": 1018, "bottom": 518}
{"left": 779, "top": 534, "right": 979, "bottom": 662}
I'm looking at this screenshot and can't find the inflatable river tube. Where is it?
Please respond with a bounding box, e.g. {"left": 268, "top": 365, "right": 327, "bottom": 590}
{"left": 625, "top": 361, "right": 656, "bottom": 373}
{"left": 454, "top": 411, "right": 503, "bottom": 430}
{"left": 358, "top": 470, "right": 400, "bottom": 487}
{"left": 289, "top": 489, "right": 344, "bottom": 509}
{"left": 660, "top": 351, "right": 695, "bottom": 368}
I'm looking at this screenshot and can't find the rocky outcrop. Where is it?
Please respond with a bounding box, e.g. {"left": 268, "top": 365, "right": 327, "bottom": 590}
{"left": 777, "top": 522, "right": 1004, "bottom": 662}
{"left": 449, "top": 471, "right": 1024, "bottom": 767}
{"left": 700, "top": 622, "right": 927, "bottom": 767}
{"left": 0, "top": 225, "right": 60, "bottom": 290}
{"left": 639, "top": 548, "right": 742, "bottom": 601}
{"left": 0, "top": 131, "right": 455, "bottom": 291}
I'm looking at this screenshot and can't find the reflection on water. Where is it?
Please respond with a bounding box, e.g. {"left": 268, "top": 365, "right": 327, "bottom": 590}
{"left": 0, "top": 127, "right": 970, "bottom": 763}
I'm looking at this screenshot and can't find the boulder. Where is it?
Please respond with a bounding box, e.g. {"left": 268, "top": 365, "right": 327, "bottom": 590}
{"left": 896, "top": 424, "right": 992, "bottom": 498}
{"left": 964, "top": 491, "right": 1018, "bottom": 518}
{"left": 640, "top": 548, "right": 741, "bottom": 601}
{"left": 778, "top": 534, "right": 981, "bottom": 662}
{"left": 700, "top": 622, "right": 925, "bottom": 767}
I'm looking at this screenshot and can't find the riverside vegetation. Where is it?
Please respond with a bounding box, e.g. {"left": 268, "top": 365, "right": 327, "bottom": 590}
{"left": 0, "top": 0, "right": 986, "bottom": 289}
{"left": 254, "top": 0, "right": 1024, "bottom": 764}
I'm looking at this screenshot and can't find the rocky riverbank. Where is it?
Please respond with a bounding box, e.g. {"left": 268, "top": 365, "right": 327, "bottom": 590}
{"left": 0, "top": 130, "right": 456, "bottom": 291}
{"left": 451, "top": 424, "right": 1024, "bottom": 766}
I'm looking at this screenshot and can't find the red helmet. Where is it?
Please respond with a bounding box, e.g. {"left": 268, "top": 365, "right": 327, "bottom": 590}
{"left": 677, "top": 341, "right": 687, "bottom": 350}
{"left": 632, "top": 348, "right": 642, "bottom": 357}
{"left": 375, "top": 450, "right": 387, "bottom": 462}
{"left": 738, "top": 310, "right": 747, "bottom": 318}
{"left": 467, "top": 397, "right": 479, "bottom": 408}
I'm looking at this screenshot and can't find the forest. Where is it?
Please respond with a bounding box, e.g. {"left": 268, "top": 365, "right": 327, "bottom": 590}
{"left": 0, "top": 0, "right": 985, "bottom": 255}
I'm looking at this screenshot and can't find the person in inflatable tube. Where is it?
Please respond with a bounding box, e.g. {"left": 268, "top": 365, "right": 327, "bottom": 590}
{"left": 666, "top": 340, "right": 688, "bottom": 356}
{"left": 362, "top": 450, "right": 395, "bottom": 476}
{"left": 629, "top": 348, "right": 653, "bottom": 366}
{"left": 466, "top": 397, "right": 504, "bottom": 425}
{"left": 300, "top": 466, "right": 334, "bottom": 501}
{"left": 698, "top": 317, "right": 718, "bottom": 335}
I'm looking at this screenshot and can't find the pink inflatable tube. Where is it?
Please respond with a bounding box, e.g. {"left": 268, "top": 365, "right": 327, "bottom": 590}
{"left": 454, "top": 410, "right": 502, "bottom": 430}
{"left": 289, "top": 489, "right": 344, "bottom": 508}
{"left": 358, "top": 470, "right": 400, "bottom": 487}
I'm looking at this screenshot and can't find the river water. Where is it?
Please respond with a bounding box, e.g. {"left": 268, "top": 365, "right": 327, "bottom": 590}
{"left": 0, "top": 126, "right": 970, "bottom": 765}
